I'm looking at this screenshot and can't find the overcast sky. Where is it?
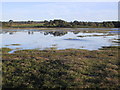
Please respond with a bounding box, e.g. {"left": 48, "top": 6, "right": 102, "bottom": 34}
{"left": 2, "top": 2, "right": 118, "bottom": 22}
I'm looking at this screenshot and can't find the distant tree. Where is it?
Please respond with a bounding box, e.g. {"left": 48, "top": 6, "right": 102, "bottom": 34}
{"left": 9, "top": 20, "right": 13, "bottom": 23}
{"left": 43, "top": 20, "right": 49, "bottom": 27}
{"left": 8, "top": 20, "right": 13, "bottom": 27}
{"left": 28, "top": 21, "right": 33, "bottom": 24}
{"left": 73, "top": 21, "right": 79, "bottom": 25}
{"left": 44, "top": 20, "right": 48, "bottom": 23}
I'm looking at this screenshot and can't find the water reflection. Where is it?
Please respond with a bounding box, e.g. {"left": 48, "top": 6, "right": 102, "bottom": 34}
{"left": 1, "top": 29, "right": 118, "bottom": 52}
{"left": 2, "top": 31, "right": 68, "bottom": 36}
{"left": 1, "top": 29, "right": 119, "bottom": 36}
{"left": 28, "top": 31, "right": 34, "bottom": 34}
{"left": 44, "top": 31, "right": 68, "bottom": 36}
{"left": 73, "top": 31, "right": 81, "bottom": 34}
{"left": 9, "top": 32, "right": 14, "bottom": 35}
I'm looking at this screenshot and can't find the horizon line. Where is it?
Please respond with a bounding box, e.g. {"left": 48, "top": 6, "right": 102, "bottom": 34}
{"left": 1, "top": 19, "right": 119, "bottom": 22}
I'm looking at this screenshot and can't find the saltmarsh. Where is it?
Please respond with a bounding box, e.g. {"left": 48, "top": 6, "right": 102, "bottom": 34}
{"left": 2, "top": 46, "right": 120, "bottom": 88}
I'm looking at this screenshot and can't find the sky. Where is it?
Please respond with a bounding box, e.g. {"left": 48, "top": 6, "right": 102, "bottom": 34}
{"left": 2, "top": 0, "right": 120, "bottom": 2}
{"left": 2, "top": 2, "right": 118, "bottom": 22}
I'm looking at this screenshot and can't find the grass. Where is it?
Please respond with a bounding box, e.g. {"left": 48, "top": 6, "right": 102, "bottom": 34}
{"left": 44, "top": 47, "right": 58, "bottom": 50}
{"left": 2, "top": 48, "right": 12, "bottom": 54}
{"left": 112, "top": 38, "right": 120, "bottom": 43}
{"left": 11, "top": 23, "right": 44, "bottom": 28}
{"left": 2, "top": 27, "right": 117, "bottom": 33}
{"left": 112, "top": 41, "right": 120, "bottom": 43}
{"left": 2, "top": 46, "right": 120, "bottom": 88}
{"left": 77, "top": 34, "right": 115, "bottom": 37}
{"left": 66, "top": 38, "right": 77, "bottom": 40}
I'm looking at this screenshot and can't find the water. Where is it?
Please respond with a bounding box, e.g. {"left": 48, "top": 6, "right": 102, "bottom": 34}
{"left": 1, "top": 29, "right": 119, "bottom": 53}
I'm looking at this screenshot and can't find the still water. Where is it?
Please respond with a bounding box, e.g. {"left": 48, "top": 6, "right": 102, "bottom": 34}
{"left": 1, "top": 29, "right": 119, "bottom": 52}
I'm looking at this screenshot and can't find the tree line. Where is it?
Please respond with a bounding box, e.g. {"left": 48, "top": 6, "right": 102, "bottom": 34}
{"left": 1, "top": 19, "right": 120, "bottom": 28}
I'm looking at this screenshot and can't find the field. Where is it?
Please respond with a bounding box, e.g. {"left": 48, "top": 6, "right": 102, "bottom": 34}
{"left": 2, "top": 46, "right": 120, "bottom": 88}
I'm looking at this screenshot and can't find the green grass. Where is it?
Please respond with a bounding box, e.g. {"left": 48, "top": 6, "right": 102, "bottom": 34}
{"left": 77, "top": 34, "right": 115, "bottom": 37}
{"left": 2, "top": 46, "right": 120, "bottom": 88}
{"left": 11, "top": 23, "right": 44, "bottom": 28}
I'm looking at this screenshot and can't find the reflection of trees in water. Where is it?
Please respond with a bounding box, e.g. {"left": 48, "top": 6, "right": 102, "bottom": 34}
{"left": 28, "top": 31, "right": 34, "bottom": 34}
{"left": 9, "top": 32, "right": 14, "bottom": 35}
{"left": 1, "top": 32, "right": 17, "bottom": 35}
{"left": 44, "top": 31, "right": 68, "bottom": 36}
{"left": 0, "top": 31, "right": 7, "bottom": 34}
{"left": 72, "top": 31, "right": 81, "bottom": 34}
{"left": 1, "top": 30, "right": 82, "bottom": 36}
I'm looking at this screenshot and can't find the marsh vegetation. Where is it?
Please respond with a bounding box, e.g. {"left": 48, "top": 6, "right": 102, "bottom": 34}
{"left": 2, "top": 46, "right": 120, "bottom": 88}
